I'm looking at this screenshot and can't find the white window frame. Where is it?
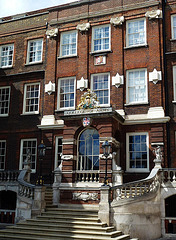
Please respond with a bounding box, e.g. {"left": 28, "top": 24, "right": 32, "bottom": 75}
{"left": 0, "top": 140, "right": 6, "bottom": 170}
{"left": 0, "top": 44, "right": 14, "bottom": 68}
{"left": 126, "top": 132, "right": 149, "bottom": 173}
{"left": 173, "top": 66, "right": 176, "bottom": 102}
{"left": 0, "top": 86, "right": 10, "bottom": 116}
{"left": 54, "top": 137, "right": 63, "bottom": 169}
{"left": 126, "top": 18, "right": 146, "bottom": 47}
{"left": 92, "top": 24, "right": 111, "bottom": 53}
{"left": 91, "top": 72, "right": 110, "bottom": 107}
{"left": 126, "top": 68, "right": 148, "bottom": 105}
{"left": 26, "top": 38, "right": 43, "bottom": 64}
{"left": 171, "top": 15, "right": 176, "bottom": 40}
{"left": 60, "top": 30, "right": 78, "bottom": 57}
{"left": 57, "top": 77, "right": 76, "bottom": 110}
{"left": 19, "top": 139, "right": 37, "bottom": 173}
{"left": 23, "top": 83, "right": 40, "bottom": 115}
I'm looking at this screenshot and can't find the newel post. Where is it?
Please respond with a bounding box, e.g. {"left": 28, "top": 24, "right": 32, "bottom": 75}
{"left": 98, "top": 185, "right": 110, "bottom": 226}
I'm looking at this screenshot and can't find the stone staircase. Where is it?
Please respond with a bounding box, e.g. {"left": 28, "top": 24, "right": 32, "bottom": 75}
{"left": 0, "top": 205, "right": 138, "bottom": 240}
{"left": 44, "top": 186, "right": 53, "bottom": 206}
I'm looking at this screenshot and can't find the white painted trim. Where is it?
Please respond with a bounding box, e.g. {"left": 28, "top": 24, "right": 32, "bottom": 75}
{"left": 0, "top": 43, "right": 14, "bottom": 68}
{"left": 173, "top": 66, "right": 176, "bottom": 101}
{"left": 0, "top": 86, "right": 11, "bottom": 116}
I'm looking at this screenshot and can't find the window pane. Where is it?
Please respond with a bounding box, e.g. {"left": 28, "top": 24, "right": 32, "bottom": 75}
{"left": 78, "top": 129, "right": 99, "bottom": 171}
{"left": 128, "top": 134, "right": 148, "bottom": 170}
{"left": 59, "top": 78, "right": 75, "bottom": 109}
{"left": 24, "top": 84, "right": 40, "bottom": 113}
{"left": 0, "top": 44, "right": 14, "bottom": 67}
{"left": 28, "top": 39, "right": 43, "bottom": 63}
{"left": 61, "top": 31, "right": 77, "bottom": 56}
{"left": 127, "top": 19, "right": 145, "bottom": 46}
{"left": 21, "top": 140, "right": 37, "bottom": 171}
{"left": 93, "top": 25, "right": 110, "bottom": 52}
{"left": 92, "top": 74, "right": 109, "bottom": 105}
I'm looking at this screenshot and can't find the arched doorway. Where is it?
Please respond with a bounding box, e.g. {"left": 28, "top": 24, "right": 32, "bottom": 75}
{"left": 0, "top": 190, "right": 17, "bottom": 224}
{"left": 76, "top": 128, "right": 99, "bottom": 182}
{"left": 165, "top": 195, "right": 176, "bottom": 234}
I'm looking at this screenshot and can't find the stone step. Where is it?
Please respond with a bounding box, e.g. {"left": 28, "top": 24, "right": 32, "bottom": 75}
{"left": 18, "top": 221, "right": 114, "bottom": 232}
{"left": 37, "top": 214, "right": 99, "bottom": 222}
{"left": 0, "top": 229, "right": 131, "bottom": 240}
{"left": 25, "top": 218, "right": 108, "bottom": 227}
{"left": 46, "top": 207, "right": 98, "bottom": 213}
{"left": 4, "top": 226, "right": 123, "bottom": 238}
{"left": 44, "top": 209, "right": 98, "bottom": 217}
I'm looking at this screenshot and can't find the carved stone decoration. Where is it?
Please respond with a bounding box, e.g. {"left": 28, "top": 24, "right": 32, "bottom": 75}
{"left": 76, "top": 89, "right": 99, "bottom": 110}
{"left": 45, "top": 81, "right": 55, "bottom": 95}
{"left": 76, "top": 23, "right": 90, "bottom": 33}
{"left": 110, "top": 16, "right": 124, "bottom": 26}
{"left": 112, "top": 73, "right": 124, "bottom": 88}
{"left": 77, "top": 77, "right": 88, "bottom": 91}
{"left": 153, "top": 146, "right": 162, "bottom": 161}
{"left": 149, "top": 68, "right": 162, "bottom": 84}
{"left": 46, "top": 28, "right": 58, "bottom": 39}
{"left": 145, "top": 10, "right": 162, "bottom": 19}
{"left": 72, "top": 192, "right": 98, "bottom": 201}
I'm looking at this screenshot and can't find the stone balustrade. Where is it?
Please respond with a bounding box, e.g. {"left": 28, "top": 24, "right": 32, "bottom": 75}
{"left": 111, "top": 168, "right": 160, "bottom": 202}
{"left": 76, "top": 171, "right": 99, "bottom": 182}
{"left": 161, "top": 168, "right": 176, "bottom": 183}
{"left": 0, "top": 170, "right": 19, "bottom": 182}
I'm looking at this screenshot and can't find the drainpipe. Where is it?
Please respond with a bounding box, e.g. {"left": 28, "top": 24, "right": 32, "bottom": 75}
{"left": 162, "top": 0, "right": 171, "bottom": 167}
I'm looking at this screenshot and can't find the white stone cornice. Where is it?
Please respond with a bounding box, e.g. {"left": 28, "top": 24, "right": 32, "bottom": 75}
{"left": 110, "top": 16, "right": 124, "bottom": 26}
{"left": 145, "top": 9, "right": 162, "bottom": 19}
{"left": 38, "top": 115, "right": 64, "bottom": 129}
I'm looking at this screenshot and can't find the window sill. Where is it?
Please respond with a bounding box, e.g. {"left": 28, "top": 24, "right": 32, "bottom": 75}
{"left": 126, "top": 169, "right": 150, "bottom": 173}
{"left": 58, "top": 55, "right": 78, "bottom": 60}
{"left": 90, "top": 50, "right": 112, "bottom": 56}
{"left": 124, "top": 44, "right": 148, "bottom": 50}
{"left": 25, "top": 61, "right": 43, "bottom": 66}
{"left": 172, "top": 101, "right": 176, "bottom": 103}
{"left": 170, "top": 38, "right": 176, "bottom": 41}
{"left": 21, "top": 112, "right": 40, "bottom": 116}
{"left": 124, "top": 102, "right": 149, "bottom": 106}
{"left": 0, "top": 66, "right": 13, "bottom": 69}
{"left": 0, "top": 114, "right": 9, "bottom": 117}
{"left": 55, "top": 108, "right": 75, "bottom": 112}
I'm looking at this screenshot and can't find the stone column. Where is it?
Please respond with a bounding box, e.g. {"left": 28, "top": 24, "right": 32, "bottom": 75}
{"left": 98, "top": 185, "right": 110, "bottom": 226}
{"left": 32, "top": 186, "right": 46, "bottom": 217}
{"left": 53, "top": 166, "right": 62, "bottom": 205}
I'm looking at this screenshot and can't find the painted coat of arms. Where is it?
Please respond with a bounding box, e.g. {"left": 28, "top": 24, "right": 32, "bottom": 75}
{"left": 76, "top": 89, "right": 99, "bottom": 110}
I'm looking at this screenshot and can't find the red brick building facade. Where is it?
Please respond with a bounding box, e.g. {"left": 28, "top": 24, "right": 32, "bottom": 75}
{"left": 0, "top": 0, "right": 171, "bottom": 204}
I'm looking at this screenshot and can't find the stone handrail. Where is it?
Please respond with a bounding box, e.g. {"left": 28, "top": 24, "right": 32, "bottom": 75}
{"left": 18, "top": 169, "right": 35, "bottom": 199}
{"left": 76, "top": 170, "right": 99, "bottom": 182}
{"left": 111, "top": 168, "right": 160, "bottom": 202}
{"left": 0, "top": 170, "right": 20, "bottom": 182}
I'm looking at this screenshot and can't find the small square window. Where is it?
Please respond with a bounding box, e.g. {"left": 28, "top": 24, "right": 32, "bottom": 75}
{"left": 0, "top": 44, "right": 14, "bottom": 68}
{"left": 60, "top": 31, "right": 77, "bottom": 57}
{"left": 92, "top": 25, "right": 111, "bottom": 53}
{"left": 27, "top": 39, "right": 43, "bottom": 64}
